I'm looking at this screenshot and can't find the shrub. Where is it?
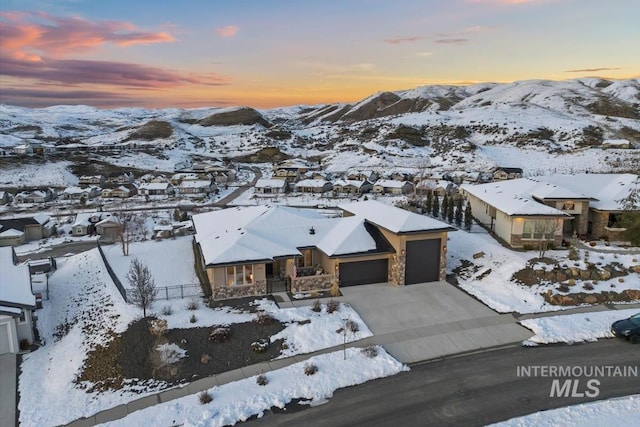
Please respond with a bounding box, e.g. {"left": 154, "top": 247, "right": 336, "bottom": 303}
{"left": 361, "top": 345, "right": 379, "bottom": 358}
{"left": 189, "top": 314, "right": 197, "bottom": 324}
{"left": 199, "top": 391, "right": 213, "bottom": 404}
{"left": 256, "top": 374, "right": 268, "bottom": 386}
{"left": 345, "top": 319, "right": 359, "bottom": 333}
{"left": 253, "top": 312, "right": 275, "bottom": 326}
{"left": 567, "top": 279, "right": 576, "bottom": 286}
{"left": 209, "top": 325, "right": 230, "bottom": 342}
{"left": 186, "top": 300, "right": 199, "bottom": 311}
{"left": 329, "top": 280, "right": 340, "bottom": 297}
{"left": 311, "top": 299, "right": 322, "bottom": 313}
{"left": 19, "top": 339, "right": 30, "bottom": 351}
{"left": 160, "top": 305, "right": 173, "bottom": 316}
{"left": 326, "top": 299, "right": 340, "bottom": 314}
{"left": 583, "top": 283, "right": 594, "bottom": 290}
{"left": 251, "top": 339, "right": 269, "bottom": 353}
{"left": 304, "top": 364, "right": 318, "bottom": 376}
{"left": 557, "top": 284, "right": 570, "bottom": 293}
{"left": 309, "top": 290, "right": 321, "bottom": 298}
{"left": 149, "top": 318, "right": 168, "bottom": 341}
{"left": 568, "top": 247, "right": 579, "bottom": 261}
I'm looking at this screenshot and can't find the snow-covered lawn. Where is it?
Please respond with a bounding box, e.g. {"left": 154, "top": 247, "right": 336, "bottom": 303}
{"left": 520, "top": 309, "right": 639, "bottom": 345}
{"left": 447, "top": 227, "right": 640, "bottom": 314}
{"left": 19, "top": 247, "right": 374, "bottom": 426}
{"left": 104, "top": 347, "right": 408, "bottom": 427}
{"left": 490, "top": 394, "right": 640, "bottom": 427}
{"left": 101, "top": 236, "right": 199, "bottom": 289}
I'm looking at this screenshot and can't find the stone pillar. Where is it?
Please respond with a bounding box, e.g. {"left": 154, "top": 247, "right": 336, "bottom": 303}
{"left": 388, "top": 254, "right": 406, "bottom": 286}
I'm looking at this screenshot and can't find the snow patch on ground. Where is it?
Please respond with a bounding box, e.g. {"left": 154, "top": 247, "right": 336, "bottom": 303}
{"left": 103, "top": 347, "right": 408, "bottom": 427}
{"left": 490, "top": 394, "right": 640, "bottom": 427}
{"left": 520, "top": 309, "right": 639, "bottom": 345}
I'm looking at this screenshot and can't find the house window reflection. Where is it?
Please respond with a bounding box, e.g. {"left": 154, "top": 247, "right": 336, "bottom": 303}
{"left": 226, "top": 265, "right": 254, "bottom": 286}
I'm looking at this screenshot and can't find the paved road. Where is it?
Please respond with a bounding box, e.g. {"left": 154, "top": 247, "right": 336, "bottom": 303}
{"left": 16, "top": 240, "right": 98, "bottom": 262}
{"left": 251, "top": 340, "right": 640, "bottom": 426}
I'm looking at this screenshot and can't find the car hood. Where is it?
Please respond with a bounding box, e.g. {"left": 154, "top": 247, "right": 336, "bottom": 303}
{"left": 612, "top": 318, "right": 638, "bottom": 331}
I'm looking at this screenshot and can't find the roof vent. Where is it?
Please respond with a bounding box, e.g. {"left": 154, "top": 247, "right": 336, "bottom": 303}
{"left": 309, "top": 226, "right": 316, "bottom": 235}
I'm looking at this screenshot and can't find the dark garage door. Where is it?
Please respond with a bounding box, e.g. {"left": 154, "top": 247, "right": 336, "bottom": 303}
{"left": 405, "top": 239, "right": 441, "bottom": 285}
{"left": 339, "top": 259, "right": 388, "bottom": 287}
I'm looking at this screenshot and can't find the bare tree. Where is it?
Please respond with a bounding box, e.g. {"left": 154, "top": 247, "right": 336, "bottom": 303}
{"left": 127, "top": 257, "right": 157, "bottom": 317}
{"left": 537, "top": 219, "right": 563, "bottom": 259}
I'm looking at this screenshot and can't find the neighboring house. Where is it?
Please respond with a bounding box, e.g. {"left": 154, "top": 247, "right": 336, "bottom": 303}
{"left": 192, "top": 201, "right": 455, "bottom": 300}
{"left": 14, "top": 189, "right": 52, "bottom": 204}
{"left": 105, "top": 172, "right": 135, "bottom": 185}
{"left": 61, "top": 186, "right": 100, "bottom": 200}
{"left": 0, "top": 191, "right": 10, "bottom": 205}
{"left": 0, "top": 147, "right": 12, "bottom": 157}
{"left": 96, "top": 217, "right": 120, "bottom": 242}
{"left": 295, "top": 179, "right": 333, "bottom": 194}
{"left": 372, "top": 180, "right": 414, "bottom": 195}
{"left": 12, "top": 144, "right": 33, "bottom": 155}
{"left": 416, "top": 179, "right": 457, "bottom": 197}
{"left": 178, "top": 180, "right": 217, "bottom": 195}
{"left": 255, "top": 179, "right": 287, "bottom": 196}
{"left": 101, "top": 185, "right": 137, "bottom": 199}
{"left": 462, "top": 178, "right": 588, "bottom": 248}
{"left": 272, "top": 159, "right": 312, "bottom": 182}
{"left": 0, "top": 247, "right": 36, "bottom": 354}
{"left": 534, "top": 174, "right": 639, "bottom": 241}
{"left": 0, "top": 217, "right": 45, "bottom": 244}
{"left": 492, "top": 167, "right": 523, "bottom": 181}
{"left": 170, "top": 173, "right": 201, "bottom": 185}
{"left": 332, "top": 180, "right": 373, "bottom": 196}
{"left": 346, "top": 169, "right": 378, "bottom": 182}
{"left": 138, "top": 182, "right": 174, "bottom": 196}
{"left": 78, "top": 175, "right": 105, "bottom": 186}
{"left": 601, "top": 139, "right": 630, "bottom": 149}
{"left": 72, "top": 212, "right": 112, "bottom": 236}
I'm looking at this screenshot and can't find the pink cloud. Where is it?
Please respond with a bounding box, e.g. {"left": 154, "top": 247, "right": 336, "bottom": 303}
{"left": 435, "top": 38, "right": 468, "bottom": 45}
{"left": 384, "top": 36, "right": 423, "bottom": 45}
{"left": 215, "top": 25, "right": 239, "bottom": 38}
{"left": 0, "top": 11, "right": 174, "bottom": 58}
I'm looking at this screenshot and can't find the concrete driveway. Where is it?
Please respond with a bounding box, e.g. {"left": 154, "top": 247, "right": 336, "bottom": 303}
{"left": 0, "top": 353, "right": 17, "bottom": 427}
{"left": 339, "top": 281, "right": 532, "bottom": 364}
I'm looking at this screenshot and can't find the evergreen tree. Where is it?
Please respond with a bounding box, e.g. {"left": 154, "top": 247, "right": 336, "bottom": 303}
{"left": 441, "top": 195, "right": 448, "bottom": 219}
{"left": 447, "top": 196, "right": 454, "bottom": 223}
{"left": 425, "top": 191, "right": 433, "bottom": 215}
{"left": 464, "top": 201, "right": 473, "bottom": 231}
{"left": 455, "top": 198, "right": 463, "bottom": 227}
{"left": 432, "top": 195, "right": 440, "bottom": 218}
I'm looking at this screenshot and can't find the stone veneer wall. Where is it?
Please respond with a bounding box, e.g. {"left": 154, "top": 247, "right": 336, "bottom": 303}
{"left": 388, "top": 254, "right": 406, "bottom": 286}
{"left": 440, "top": 244, "right": 447, "bottom": 281}
{"left": 212, "top": 279, "right": 267, "bottom": 300}
{"left": 590, "top": 210, "right": 627, "bottom": 241}
{"left": 291, "top": 274, "right": 334, "bottom": 293}
{"left": 577, "top": 202, "right": 589, "bottom": 236}
{"left": 511, "top": 234, "right": 563, "bottom": 249}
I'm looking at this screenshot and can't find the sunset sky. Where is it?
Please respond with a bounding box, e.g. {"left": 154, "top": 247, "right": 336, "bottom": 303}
{"left": 1, "top": 0, "right": 638, "bottom": 109}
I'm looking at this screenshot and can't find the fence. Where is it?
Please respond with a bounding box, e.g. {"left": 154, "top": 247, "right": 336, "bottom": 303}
{"left": 96, "top": 241, "right": 203, "bottom": 303}
{"left": 96, "top": 240, "right": 129, "bottom": 302}
{"left": 143, "top": 284, "right": 202, "bottom": 301}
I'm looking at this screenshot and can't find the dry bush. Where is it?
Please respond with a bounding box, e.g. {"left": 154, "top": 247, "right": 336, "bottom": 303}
{"left": 311, "top": 299, "right": 322, "bottom": 313}
{"left": 345, "top": 319, "right": 359, "bottom": 333}
{"left": 304, "top": 364, "right": 318, "bottom": 376}
{"left": 186, "top": 300, "right": 199, "bottom": 311}
{"left": 160, "top": 305, "right": 173, "bottom": 316}
{"left": 256, "top": 374, "right": 268, "bottom": 386}
{"left": 209, "top": 325, "right": 230, "bottom": 342}
{"left": 149, "top": 318, "right": 168, "bottom": 342}
{"left": 361, "top": 345, "right": 379, "bottom": 358}
{"left": 199, "top": 391, "right": 213, "bottom": 404}
{"left": 253, "top": 312, "right": 275, "bottom": 326}
{"left": 189, "top": 314, "right": 197, "bottom": 324}
{"left": 251, "top": 339, "right": 269, "bottom": 353}
{"left": 326, "top": 299, "right": 340, "bottom": 314}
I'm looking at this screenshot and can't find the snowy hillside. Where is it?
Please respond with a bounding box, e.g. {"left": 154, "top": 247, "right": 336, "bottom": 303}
{"left": 0, "top": 78, "right": 638, "bottom": 183}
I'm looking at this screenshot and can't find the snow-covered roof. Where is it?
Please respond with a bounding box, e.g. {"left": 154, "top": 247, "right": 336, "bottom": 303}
{"left": 373, "top": 180, "right": 411, "bottom": 188}
{"left": 62, "top": 186, "right": 86, "bottom": 195}
{"left": 340, "top": 200, "right": 455, "bottom": 234}
{"left": 333, "top": 179, "right": 369, "bottom": 188}
{"left": 179, "top": 180, "right": 213, "bottom": 188}
{"left": 0, "top": 228, "right": 24, "bottom": 237}
{"left": 193, "top": 204, "right": 404, "bottom": 266}
{"left": 535, "top": 174, "right": 638, "bottom": 211}
{"left": 33, "top": 213, "right": 50, "bottom": 225}
{"left": 139, "top": 182, "right": 172, "bottom": 190}
{"left": 0, "top": 305, "right": 22, "bottom": 316}
{"left": 295, "top": 179, "right": 330, "bottom": 188}
{"left": 462, "top": 179, "right": 576, "bottom": 216}
{"left": 0, "top": 247, "right": 35, "bottom": 308}
{"left": 255, "top": 178, "right": 286, "bottom": 188}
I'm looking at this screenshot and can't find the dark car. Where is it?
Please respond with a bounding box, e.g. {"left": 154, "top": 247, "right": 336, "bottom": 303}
{"left": 611, "top": 313, "right": 640, "bottom": 344}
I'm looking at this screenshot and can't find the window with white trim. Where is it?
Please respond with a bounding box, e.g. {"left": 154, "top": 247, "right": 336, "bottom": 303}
{"left": 522, "top": 220, "right": 557, "bottom": 240}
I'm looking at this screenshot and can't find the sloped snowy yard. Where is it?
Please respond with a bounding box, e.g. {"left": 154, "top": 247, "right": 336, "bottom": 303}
{"left": 490, "top": 394, "right": 640, "bottom": 427}
{"left": 18, "top": 247, "right": 374, "bottom": 426}
{"left": 520, "top": 308, "right": 640, "bottom": 345}
{"left": 103, "top": 347, "right": 408, "bottom": 427}
{"left": 447, "top": 227, "right": 640, "bottom": 314}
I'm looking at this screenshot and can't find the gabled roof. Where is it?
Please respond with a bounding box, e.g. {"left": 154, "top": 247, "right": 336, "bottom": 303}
{"left": 462, "top": 179, "right": 576, "bottom": 216}
{"left": 295, "top": 179, "right": 330, "bottom": 188}
{"left": 373, "top": 180, "right": 412, "bottom": 188}
{"left": 0, "top": 217, "right": 39, "bottom": 232}
{"left": 193, "top": 204, "right": 401, "bottom": 266}
{"left": 535, "top": 174, "right": 638, "bottom": 211}
{"left": 340, "top": 200, "right": 456, "bottom": 234}
{"left": 255, "top": 178, "right": 286, "bottom": 188}
{"left": 333, "top": 179, "right": 370, "bottom": 188}
{"left": 0, "top": 228, "right": 24, "bottom": 237}
{"left": 0, "top": 247, "right": 35, "bottom": 308}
